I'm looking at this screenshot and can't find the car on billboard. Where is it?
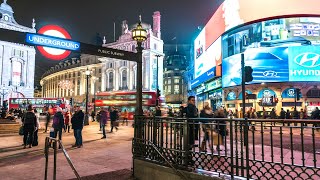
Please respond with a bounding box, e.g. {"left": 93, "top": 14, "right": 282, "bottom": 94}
{"left": 222, "top": 47, "right": 289, "bottom": 87}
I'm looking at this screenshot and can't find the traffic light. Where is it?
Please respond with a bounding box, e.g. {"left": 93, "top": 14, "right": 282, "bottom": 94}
{"left": 70, "top": 98, "right": 73, "bottom": 106}
{"left": 296, "top": 88, "right": 301, "bottom": 101}
{"left": 244, "top": 66, "right": 253, "bottom": 82}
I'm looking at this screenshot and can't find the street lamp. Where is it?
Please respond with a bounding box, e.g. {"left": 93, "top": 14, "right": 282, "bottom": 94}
{"left": 155, "top": 54, "right": 162, "bottom": 106}
{"left": 84, "top": 67, "right": 91, "bottom": 125}
{"left": 132, "top": 15, "right": 147, "bottom": 116}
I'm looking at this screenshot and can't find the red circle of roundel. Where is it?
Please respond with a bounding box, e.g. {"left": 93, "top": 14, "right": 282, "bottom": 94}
{"left": 37, "top": 25, "right": 72, "bottom": 61}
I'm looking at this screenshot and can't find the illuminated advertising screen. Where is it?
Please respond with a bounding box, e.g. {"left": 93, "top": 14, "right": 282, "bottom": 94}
{"left": 222, "top": 47, "right": 289, "bottom": 88}
{"left": 194, "top": 29, "right": 206, "bottom": 79}
{"left": 204, "top": 0, "right": 320, "bottom": 50}
{"left": 221, "top": 16, "right": 320, "bottom": 88}
{"left": 289, "top": 46, "right": 320, "bottom": 81}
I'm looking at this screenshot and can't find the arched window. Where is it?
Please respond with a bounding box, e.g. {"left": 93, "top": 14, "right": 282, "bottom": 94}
{"left": 108, "top": 72, "right": 114, "bottom": 90}
{"left": 11, "top": 59, "right": 22, "bottom": 86}
{"left": 307, "top": 88, "right": 320, "bottom": 98}
{"left": 121, "top": 70, "right": 127, "bottom": 89}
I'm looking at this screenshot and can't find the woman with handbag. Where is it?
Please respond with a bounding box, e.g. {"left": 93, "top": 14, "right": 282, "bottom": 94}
{"left": 199, "top": 103, "right": 214, "bottom": 152}
{"left": 214, "top": 108, "right": 227, "bottom": 152}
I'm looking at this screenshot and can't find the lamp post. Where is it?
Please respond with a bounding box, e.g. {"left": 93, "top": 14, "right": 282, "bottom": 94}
{"left": 85, "top": 68, "right": 91, "bottom": 125}
{"left": 132, "top": 15, "right": 147, "bottom": 116}
{"left": 155, "top": 54, "right": 162, "bottom": 106}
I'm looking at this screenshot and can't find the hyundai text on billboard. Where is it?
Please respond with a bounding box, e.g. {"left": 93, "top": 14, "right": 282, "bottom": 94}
{"left": 289, "top": 46, "right": 320, "bottom": 81}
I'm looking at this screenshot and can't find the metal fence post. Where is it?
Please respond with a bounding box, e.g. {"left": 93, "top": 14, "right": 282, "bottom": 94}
{"left": 53, "top": 140, "right": 57, "bottom": 180}
{"left": 44, "top": 137, "right": 49, "bottom": 180}
{"left": 183, "top": 119, "right": 189, "bottom": 169}
{"left": 244, "top": 117, "right": 250, "bottom": 179}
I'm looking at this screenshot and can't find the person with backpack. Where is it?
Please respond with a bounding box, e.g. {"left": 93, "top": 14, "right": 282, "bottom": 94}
{"left": 22, "top": 105, "right": 37, "bottom": 149}
{"left": 52, "top": 107, "right": 65, "bottom": 147}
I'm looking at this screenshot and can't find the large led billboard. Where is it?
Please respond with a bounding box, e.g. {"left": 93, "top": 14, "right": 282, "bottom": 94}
{"left": 205, "top": 0, "right": 320, "bottom": 50}
{"left": 193, "top": 0, "right": 320, "bottom": 87}
{"left": 221, "top": 16, "right": 320, "bottom": 88}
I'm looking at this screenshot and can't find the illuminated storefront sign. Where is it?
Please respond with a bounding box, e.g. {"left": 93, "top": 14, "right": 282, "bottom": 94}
{"left": 226, "top": 91, "right": 237, "bottom": 101}
{"left": 206, "top": 78, "right": 222, "bottom": 91}
{"left": 238, "top": 90, "right": 252, "bottom": 100}
{"left": 281, "top": 88, "right": 302, "bottom": 98}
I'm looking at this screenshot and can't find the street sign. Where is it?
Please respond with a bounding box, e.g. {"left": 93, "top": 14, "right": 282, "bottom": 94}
{"left": 80, "top": 43, "right": 137, "bottom": 61}
{"left": 26, "top": 33, "right": 80, "bottom": 51}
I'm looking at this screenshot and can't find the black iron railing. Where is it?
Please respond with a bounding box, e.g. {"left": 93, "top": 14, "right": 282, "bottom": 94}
{"left": 44, "top": 137, "right": 81, "bottom": 180}
{"left": 132, "top": 116, "right": 320, "bottom": 180}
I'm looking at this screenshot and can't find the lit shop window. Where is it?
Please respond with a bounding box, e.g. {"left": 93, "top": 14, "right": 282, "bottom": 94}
{"left": 174, "top": 85, "right": 180, "bottom": 94}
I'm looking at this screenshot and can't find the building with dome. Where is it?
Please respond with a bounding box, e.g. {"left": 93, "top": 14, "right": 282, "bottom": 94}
{"left": 40, "top": 12, "right": 164, "bottom": 104}
{"left": 163, "top": 44, "right": 191, "bottom": 110}
{"left": 0, "top": 0, "right": 36, "bottom": 103}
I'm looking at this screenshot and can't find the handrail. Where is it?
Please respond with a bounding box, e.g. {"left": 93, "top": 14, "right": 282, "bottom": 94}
{"left": 134, "top": 138, "right": 189, "bottom": 180}
{"left": 44, "top": 137, "right": 81, "bottom": 180}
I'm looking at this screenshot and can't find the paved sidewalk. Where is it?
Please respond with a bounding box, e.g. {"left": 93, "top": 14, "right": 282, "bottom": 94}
{"left": 0, "top": 122, "right": 134, "bottom": 180}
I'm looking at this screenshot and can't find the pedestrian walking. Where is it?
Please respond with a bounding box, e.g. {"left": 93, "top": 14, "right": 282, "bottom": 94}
{"left": 199, "top": 103, "right": 213, "bottom": 152}
{"left": 100, "top": 107, "right": 108, "bottom": 139}
{"left": 52, "top": 107, "right": 65, "bottom": 148}
{"left": 91, "top": 110, "right": 96, "bottom": 122}
{"left": 64, "top": 110, "right": 71, "bottom": 133}
{"left": 110, "top": 107, "right": 119, "bottom": 132}
{"left": 122, "top": 109, "right": 128, "bottom": 126}
{"left": 286, "top": 109, "right": 291, "bottom": 126}
{"left": 43, "top": 110, "right": 51, "bottom": 133}
{"left": 22, "top": 105, "right": 37, "bottom": 149}
{"left": 71, "top": 106, "right": 84, "bottom": 148}
{"left": 215, "top": 108, "right": 227, "bottom": 151}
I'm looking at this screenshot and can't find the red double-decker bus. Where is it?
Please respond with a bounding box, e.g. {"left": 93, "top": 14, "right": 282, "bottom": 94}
{"left": 9, "top": 98, "right": 65, "bottom": 114}
{"left": 95, "top": 91, "right": 159, "bottom": 119}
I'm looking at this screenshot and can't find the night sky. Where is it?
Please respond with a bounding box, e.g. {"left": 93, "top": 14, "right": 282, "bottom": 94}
{"left": 4, "top": 0, "right": 223, "bottom": 85}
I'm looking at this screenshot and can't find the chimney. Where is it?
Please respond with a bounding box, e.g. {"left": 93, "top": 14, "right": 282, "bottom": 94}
{"left": 152, "top": 11, "right": 161, "bottom": 38}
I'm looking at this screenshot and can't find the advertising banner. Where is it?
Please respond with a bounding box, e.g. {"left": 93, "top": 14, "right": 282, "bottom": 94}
{"left": 222, "top": 47, "right": 289, "bottom": 88}
{"left": 282, "top": 88, "right": 298, "bottom": 99}
{"left": 289, "top": 46, "right": 320, "bottom": 81}
{"left": 226, "top": 91, "right": 237, "bottom": 101}
{"left": 205, "top": 0, "right": 320, "bottom": 49}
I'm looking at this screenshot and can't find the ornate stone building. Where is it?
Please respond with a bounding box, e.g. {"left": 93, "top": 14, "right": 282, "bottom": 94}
{"left": 0, "top": 0, "right": 36, "bottom": 100}
{"left": 40, "top": 12, "right": 164, "bottom": 103}
{"left": 163, "top": 44, "right": 191, "bottom": 110}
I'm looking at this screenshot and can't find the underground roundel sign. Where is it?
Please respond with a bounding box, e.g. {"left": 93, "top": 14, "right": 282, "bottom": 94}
{"left": 37, "top": 25, "right": 72, "bottom": 60}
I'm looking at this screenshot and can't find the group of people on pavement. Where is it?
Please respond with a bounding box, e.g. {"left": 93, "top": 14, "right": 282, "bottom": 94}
{"left": 95, "top": 106, "right": 121, "bottom": 139}
{"left": 180, "top": 96, "right": 228, "bottom": 153}
{"left": 20, "top": 104, "right": 85, "bottom": 149}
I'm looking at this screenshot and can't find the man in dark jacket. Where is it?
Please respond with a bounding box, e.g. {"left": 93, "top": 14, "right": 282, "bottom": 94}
{"left": 53, "top": 108, "right": 65, "bottom": 145}
{"left": 110, "top": 107, "right": 119, "bottom": 132}
{"left": 71, "top": 106, "right": 84, "bottom": 148}
{"left": 22, "top": 105, "right": 37, "bottom": 148}
{"left": 100, "top": 107, "right": 108, "bottom": 139}
{"left": 43, "top": 110, "right": 51, "bottom": 133}
{"left": 186, "top": 96, "right": 199, "bottom": 146}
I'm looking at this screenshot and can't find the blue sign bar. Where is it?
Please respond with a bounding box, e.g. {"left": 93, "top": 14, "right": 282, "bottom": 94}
{"left": 26, "top": 33, "right": 80, "bottom": 51}
{"left": 191, "top": 66, "right": 216, "bottom": 89}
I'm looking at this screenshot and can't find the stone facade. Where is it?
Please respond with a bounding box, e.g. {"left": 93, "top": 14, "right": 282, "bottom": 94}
{"left": 0, "top": 0, "right": 36, "bottom": 100}
{"left": 40, "top": 12, "right": 164, "bottom": 103}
